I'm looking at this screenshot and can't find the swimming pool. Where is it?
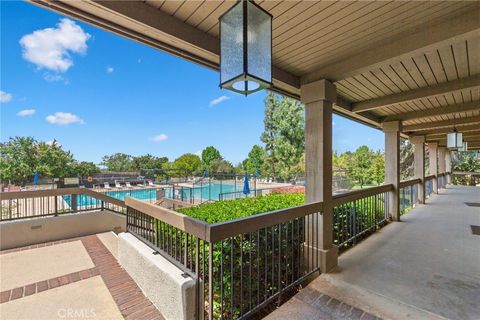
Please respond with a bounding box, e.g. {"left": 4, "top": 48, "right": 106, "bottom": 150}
{"left": 64, "top": 182, "right": 251, "bottom": 207}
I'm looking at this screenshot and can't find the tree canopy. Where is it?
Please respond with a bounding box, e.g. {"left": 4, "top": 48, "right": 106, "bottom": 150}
{"left": 173, "top": 153, "right": 202, "bottom": 176}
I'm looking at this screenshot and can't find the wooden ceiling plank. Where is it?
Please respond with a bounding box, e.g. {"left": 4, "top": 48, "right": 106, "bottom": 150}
{"left": 390, "top": 61, "right": 421, "bottom": 91}
{"left": 343, "top": 77, "right": 379, "bottom": 100}
{"left": 158, "top": 0, "right": 185, "bottom": 15}
{"left": 298, "top": 3, "right": 473, "bottom": 77}
{"left": 272, "top": 1, "right": 317, "bottom": 31}
{"left": 173, "top": 0, "right": 205, "bottom": 23}
{"left": 195, "top": 1, "right": 234, "bottom": 34}
{"left": 144, "top": 0, "right": 164, "bottom": 10}
{"left": 467, "top": 38, "right": 480, "bottom": 76}
{"left": 275, "top": 1, "right": 386, "bottom": 61}
{"left": 401, "top": 57, "right": 428, "bottom": 88}
{"left": 301, "top": 5, "right": 480, "bottom": 83}
{"left": 380, "top": 65, "right": 411, "bottom": 92}
{"left": 352, "top": 74, "right": 480, "bottom": 112}
{"left": 385, "top": 101, "right": 480, "bottom": 122}
{"left": 424, "top": 50, "right": 447, "bottom": 84}
{"left": 356, "top": 72, "right": 392, "bottom": 96}
{"left": 437, "top": 45, "right": 459, "bottom": 82}
{"left": 336, "top": 81, "right": 365, "bottom": 102}
{"left": 279, "top": 2, "right": 424, "bottom": 73}
{"left": 273, "top": 2, "right": 346, "bottom": 45}
{"left": 452, "top": 40, "right": 470, "bottom": 79}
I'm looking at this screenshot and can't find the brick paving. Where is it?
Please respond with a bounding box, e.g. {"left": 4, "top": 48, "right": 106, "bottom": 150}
{"left": 1, "top": 235, "right": 165, "bottom": 320}
{"left": 294, "top": 287, "right": 382, "bottom": 320}
{"left": 0, "top": 267, "right": 98, "bottom": 303}
{"left": 81, "top": 235, "right": 164, "bottom": 320}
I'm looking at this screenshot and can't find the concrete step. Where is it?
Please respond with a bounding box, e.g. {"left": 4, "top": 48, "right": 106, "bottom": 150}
{"left": 307, "top": 275, "right": 447, "bottom": 320}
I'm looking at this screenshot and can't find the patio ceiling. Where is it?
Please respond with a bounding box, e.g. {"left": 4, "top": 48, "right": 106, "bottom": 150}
{"left": 30, "top": 0, "right": 480, "bottom": 148}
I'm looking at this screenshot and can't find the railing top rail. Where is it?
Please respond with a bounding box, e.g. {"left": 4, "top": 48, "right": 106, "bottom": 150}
{"left": 208, "top": 201, "right": 323, "bottom": 242}
{"left": 0, "top": 187, "right": 126, "bottom": 208}
{"left": 425, "top": 174, "right": 436, "bottom": 180}
{"left": 399, "top": 178, "right": 421, "bottom": 188}
{"left": 0, "top": 187, "right": 83, "bottom": 200}
{"left": 125, "top": 196, "right": 209, "bottom": 240}
{"left": 332, "top": 184, "right": 393, "bottom": 207}
{"left": 452, "top": 171, "right": 480, "bottom": 176}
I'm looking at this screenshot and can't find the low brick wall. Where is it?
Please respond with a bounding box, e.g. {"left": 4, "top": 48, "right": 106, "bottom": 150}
{"left": 0, "top": 210, "right": 125, "bottom": 250}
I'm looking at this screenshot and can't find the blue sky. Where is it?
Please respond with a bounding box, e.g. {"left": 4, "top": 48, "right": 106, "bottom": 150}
{"left": 1, "top": 1, "right": 384, "bottom": 164}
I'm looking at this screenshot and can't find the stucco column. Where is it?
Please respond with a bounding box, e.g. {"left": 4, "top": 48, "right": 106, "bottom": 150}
{"left": 410, "top": 136, "right": 425, "bottom": 204}
{"left": 446, "top": 151, "right": 452, "bottom": 184}
{"left": 438, "top": 147, "right": 446, "bottom": 189}
{"left": 301, "top": 79, "right": 337, "bottom": 273}
{"left": 383, "top": 121, "right": 402, "bottom": 221}
{"left": 428, "top": 142, "right": 438, "bottom": 193}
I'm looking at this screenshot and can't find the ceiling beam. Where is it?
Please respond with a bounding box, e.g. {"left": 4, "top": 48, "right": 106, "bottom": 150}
{"left": 301, "top": 8, "right": 480, "bottom": 84}
{"left": 409, "top": 124, "right": 480, "bottom": 136}
{"left": 404, "top": 115, "right": 480, "bottom": 132}
{"left": 382, "top": 101, "right": 480, "bottom": 122}
{"left": 352, "top": 75, "right": 480, "bottom": 113}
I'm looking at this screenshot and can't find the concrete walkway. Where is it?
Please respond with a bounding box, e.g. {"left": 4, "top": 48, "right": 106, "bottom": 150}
{"left": 268, "top": 185, "right": 480, "bottom": 320}
{"left": 0, "top": 232, "right": 164, "bottom": 320}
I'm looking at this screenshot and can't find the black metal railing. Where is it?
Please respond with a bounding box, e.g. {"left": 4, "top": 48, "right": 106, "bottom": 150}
{"left": 425, "top": 175, "right": 435, "bottom": 198}
{"left": 125, "top": 184, "right": 395, "bottom": 319}
{"left": 332, "top": 185, "right": 391, "bottom": 250}
{"left": 0, "top": 188, "right": 126, "bottom": 221}
{"left": 126, "top": 197, "right": 323, "bottom": 320}
{"left": 399, "top": 179, "right": 420, "bottom": 216}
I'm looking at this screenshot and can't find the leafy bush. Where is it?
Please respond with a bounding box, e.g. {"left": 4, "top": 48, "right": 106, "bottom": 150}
{"left": 177, "top": 193, "right": 305, "bottom": 223}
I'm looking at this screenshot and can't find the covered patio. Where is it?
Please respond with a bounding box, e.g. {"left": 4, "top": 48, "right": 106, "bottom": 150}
{"left": 4, "top": 1, "right": 480, "bottom": 319}
{"left": 268, "top": 185, "right": 480, "bottom": 320}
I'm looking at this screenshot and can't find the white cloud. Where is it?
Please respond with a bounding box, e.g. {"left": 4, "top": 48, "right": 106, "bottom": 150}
{"left": 0, "top": 90, "right": 12, "bottom": 103}
{"left": 106, "top": 66, "right": 114, "bottom": 73}
{"left": 17, "top": 109, "right": 36, "bottom": 117}
{"left": 209, "top": 95, "right": 230, "bottom": 107}
{"left": 20, "top": 18, "right": 90, "bottom": 73}
{"left": 43, "top": 73, "right": 65, "bottom": 82}
{"left": 194, "top": 150, "right": 202, "bottom": 156}
{"left": 46, "top": 112, "right": 84, "bottom": 125}
{"left": 152, "top": 134, "right": 168, "bottom": 142}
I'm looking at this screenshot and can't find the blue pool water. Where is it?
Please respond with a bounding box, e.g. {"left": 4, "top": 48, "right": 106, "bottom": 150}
{"left": 64, "top": 182, "right": 250, "bottom": 206}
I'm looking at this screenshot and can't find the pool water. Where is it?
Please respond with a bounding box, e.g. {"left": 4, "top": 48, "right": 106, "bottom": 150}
{"left": 64, "top": 182, "right": 251, "bottom": 206}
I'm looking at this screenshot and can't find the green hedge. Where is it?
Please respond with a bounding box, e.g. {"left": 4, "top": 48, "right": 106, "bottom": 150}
{"left": 177, "top": 193, "right": 305, "bottom": 223}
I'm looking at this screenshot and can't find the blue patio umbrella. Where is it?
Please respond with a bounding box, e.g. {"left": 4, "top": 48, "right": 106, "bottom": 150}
{"left": 33, "top": 171, "right": 39, "bottom": 185}
{"left": 243, "top": 173, "right": 250, "bottom": 195}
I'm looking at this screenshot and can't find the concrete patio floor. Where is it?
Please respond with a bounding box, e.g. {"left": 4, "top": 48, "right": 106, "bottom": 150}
{"left": 0, "top": 232, "right": 164, "bottom": 320}
{"left": 268, "top": 185, "right": 480, "bottom": 320}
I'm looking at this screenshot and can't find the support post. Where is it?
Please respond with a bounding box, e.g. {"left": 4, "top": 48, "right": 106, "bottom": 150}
{"left": 428, "top": 142, "right": 438, "bottom": 194}
{"left": 445, "top": 151, "right": 452, "bottom": 184}
{"left": 301, "top": 79, "right": 337, "bottom": 273}
{"left": 383, "top": 121, "right": 402, "bottom": 221}
{"left": 438, "top": 147, "right": 446, "bottom": 189}
{"left": 410, "top": 136, "right": 425, "bottom": 204}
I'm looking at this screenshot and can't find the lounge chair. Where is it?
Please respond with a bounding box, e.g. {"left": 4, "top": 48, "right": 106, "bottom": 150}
{"left": 126, "top": 182, "right": 132, "bottom": 188}
{"left": 147, "top": 180, "right": 155, "bottom": 187}
{"left": 104, "top": 182, "right": 111, "bottom": 189}
{"left": 115, "top": 181, "right": 122, "bottom": 188}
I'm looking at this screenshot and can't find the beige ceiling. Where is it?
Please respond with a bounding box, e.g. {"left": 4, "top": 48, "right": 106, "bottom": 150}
{"left": 30, "top": 0, "right": 480, "bottom": 148}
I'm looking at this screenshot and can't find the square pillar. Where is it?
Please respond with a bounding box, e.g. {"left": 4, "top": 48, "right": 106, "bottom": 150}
{"left": 428, "top": 142, "right": 438, "bottom": 193}
{"left": 410, "top": 136, "right": 425, "bottom": 204}
{"left": 446, "top": 151, "right": 452, "bottom": 184}
{"left": 383, "top": 121, "right": 402, "bottom": 221}
{"left": 301, "top": 79, "right": 337, "bottom": 273}
{"left": 438, "top": 147, "right": 446, "bottom": 189}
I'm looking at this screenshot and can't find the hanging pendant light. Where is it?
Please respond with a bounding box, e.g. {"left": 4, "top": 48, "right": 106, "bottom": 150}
{"left": 219, "top": 0, "right": 272, "bottom": 95}
{"left": 447, "top": 115, "right": 463, "bottom": 149}
{"left": 458, "top": 141, "right": 468, "bottom": 152}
